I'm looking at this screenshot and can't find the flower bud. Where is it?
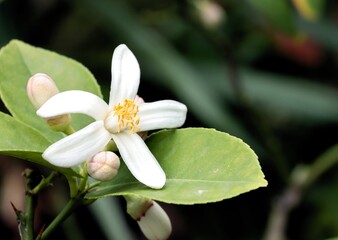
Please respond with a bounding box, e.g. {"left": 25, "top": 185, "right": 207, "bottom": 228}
{"left": 27, "top": 73, "right": 71, "bottom": 132}
{"left": 27, "top": 73, "right": 59, "bottom": 109}
{"left": 194, "top": 0, "right": 225, "bottom": 29}
{"left": 87, "top": 151, "right": 120, "bottom": 181}
{"left": 126, "top": 196, "right": 172, "bottom": 240}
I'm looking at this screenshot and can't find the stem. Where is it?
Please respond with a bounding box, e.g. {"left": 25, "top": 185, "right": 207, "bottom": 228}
{"left": 264, "top": 143, "right": 338, "bottom": 240}
{"left": 78, "top": 163, "right": 89, "bottom": 192}
{"left": 39, "top": 196, "right": 82, "bottom": 240}
{"left": 20, "top": 169, "right": 37, "bottom": 240}
{"left": 305, "top": 143, "right": 338, "bottom": 187}
{"left": 88, "top": 181, "right": 101, "bottom": 189}
{"left": 39, "top": 166, "right": 90, "bottom": 239}
{"left": 263, "top": 182, "right": 301, "bottom": 240}
{"left": 15, "top": 170, "right": 60, "bottom": 240}
{"left": 66, "top": 175, "right": 79, "bottom": 198}
{"left": 30, "top": 171, "right": 59, "bottom": 195}
{"left": 22, "top": 191, "right": 35, "bottom": 240}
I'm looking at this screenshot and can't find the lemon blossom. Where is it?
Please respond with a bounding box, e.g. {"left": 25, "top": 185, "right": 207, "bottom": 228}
{"left": 36, "top": 44, "right": 187, "bottom": 189}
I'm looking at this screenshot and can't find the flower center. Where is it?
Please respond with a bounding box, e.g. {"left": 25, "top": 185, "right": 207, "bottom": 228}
{"left": 113, "top": 99, "right": 140, "bottom": 133}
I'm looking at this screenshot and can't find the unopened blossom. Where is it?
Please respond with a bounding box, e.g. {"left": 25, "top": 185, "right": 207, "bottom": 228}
{"left": 36, "top": 44, "right": 187, "bottom": 189}
{"left": 126, "top": 196, "right": 171, "bottom": 240}
{"left": 27, "top": 73, "right": 59, "bottom": 109}
{"left": 137, "top": 201, "right": 172, "bottom": 240}
{"left": 27, "top": 73, "right": 71, "bottom": 131}
{"left": 194, "top": 0, "right": 225, "bottom": 29}
{"left": 87, "top": 151, "right": 120, "bottom": 181}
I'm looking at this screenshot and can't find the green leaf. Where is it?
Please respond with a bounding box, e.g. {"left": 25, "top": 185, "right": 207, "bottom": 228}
{"left": 240, "top": 69, "right": 338, "bottom": 122}
{"left": 86, "top": 128, "right": 267, "bottom": 204}
{"left": 0, "top": 40, "right": 102, "bottom": 142}
{"left": 196, "top": 62, "right": 338, "bottom": 123}
{"left": 0, "top": 112, "right": 76, "bottom": 175}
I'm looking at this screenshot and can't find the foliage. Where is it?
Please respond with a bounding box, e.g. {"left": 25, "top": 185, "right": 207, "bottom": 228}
{"left": 1, "top": 0, "right": 338, "bottom": 239}
{"left": 0, "top": 39, "right": 266, "bottom": 239}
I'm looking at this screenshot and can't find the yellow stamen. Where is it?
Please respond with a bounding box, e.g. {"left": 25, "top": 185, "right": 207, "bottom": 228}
{"left": 114, "top": 99, "right": 140, "bottom": 133}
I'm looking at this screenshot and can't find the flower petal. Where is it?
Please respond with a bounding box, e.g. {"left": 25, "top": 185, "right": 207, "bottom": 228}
{"left": 138, "top": 100, "right": 187, "bottom": 131}
{"left": 112, "top": 132, "right": 165, "bottom": 189}
{"left": 43, "top": 121, "right": 111, "bottom": 167}
{"left": 109, "top": 44, "right": 140, "bottom": 106}
{"left": 37, "top": 90, "right": 108, "bottom": 121}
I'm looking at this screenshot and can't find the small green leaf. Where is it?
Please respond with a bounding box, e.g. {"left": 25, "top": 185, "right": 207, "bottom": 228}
{"left": 0, "top": 40, "right": 102, "bottom": 142}
{"left": 86, "top": 128, "right": 267, "bottom": 204}
{"left": 0, "top": 112, "right": 76, "bottom": 175}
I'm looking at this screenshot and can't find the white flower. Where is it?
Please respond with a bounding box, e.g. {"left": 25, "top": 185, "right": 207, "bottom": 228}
{"left": 37, "top": 44, "right": 187, "bottom": 189}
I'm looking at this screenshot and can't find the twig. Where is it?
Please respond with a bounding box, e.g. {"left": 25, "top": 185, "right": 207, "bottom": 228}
{"left": 264, "top": 143, "right": 338, "bottom": 240}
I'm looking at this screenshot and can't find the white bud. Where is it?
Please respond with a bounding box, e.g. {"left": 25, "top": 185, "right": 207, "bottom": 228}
{"left": 137, "top": 201, "right": 172, "bottom": 240}
{"left": 194, "top": 0, "right": 225, "bottom": 29}
{"left": 87, "top": 151, "right": 120, "bottom": 181}
{"left": 125, "top": 196, "right": 172, "bottom": 240}
{"left": 27, "top": 73, "right": 59, "bottom": 109}
{"left": 27, "top": 73, "right": 71, "bottom": 132}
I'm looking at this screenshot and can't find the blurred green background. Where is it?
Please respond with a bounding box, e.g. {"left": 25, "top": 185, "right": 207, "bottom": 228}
{"left": 1, "top": 0, "right": 338, "bottom": 239}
